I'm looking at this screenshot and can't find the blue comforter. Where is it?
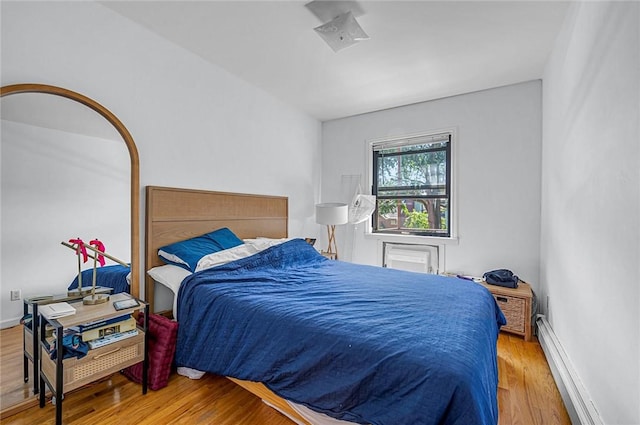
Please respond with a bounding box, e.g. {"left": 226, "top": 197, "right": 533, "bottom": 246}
{"left": 176, "top": 239, "right": 505, "bottom": 425}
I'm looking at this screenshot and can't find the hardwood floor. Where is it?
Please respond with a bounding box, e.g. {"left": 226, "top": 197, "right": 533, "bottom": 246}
{"left": 1, "top": 324, "right": 33, "bottom": 417}
{"left": 497, "top": 333, "right": 570, "bottom": 424}
{"left": 1, "top": 325, "right": 570, "bottom": 424}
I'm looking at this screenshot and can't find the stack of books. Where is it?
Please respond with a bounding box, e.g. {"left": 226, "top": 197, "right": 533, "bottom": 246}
{"left": 69, "top": 314, "right": 139, "bottom": 349}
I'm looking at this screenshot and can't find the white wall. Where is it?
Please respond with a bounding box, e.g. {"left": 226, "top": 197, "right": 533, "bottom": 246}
{"left": 1, "top": 120, "right": 130, "bottom": 327}
{"left": 1, "top": 1, "right": 321, "bottom": 324}
{"left": 321, "top": 81, "right": 542, "bottom": 288}
{"left": 541, "top": 2, "right": 639, "bottom": 424}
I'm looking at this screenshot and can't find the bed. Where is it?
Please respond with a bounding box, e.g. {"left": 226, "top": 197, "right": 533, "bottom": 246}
{"left": 145, "top": 186, "right": 506, "bottom": 425}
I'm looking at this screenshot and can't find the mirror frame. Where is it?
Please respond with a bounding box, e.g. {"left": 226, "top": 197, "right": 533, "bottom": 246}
{"left": 0, "top": 83, "right": 140, "bottom": 300}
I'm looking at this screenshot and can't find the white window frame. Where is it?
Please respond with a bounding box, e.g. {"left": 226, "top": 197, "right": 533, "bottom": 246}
{"left": 364, "top": 127, "right": 459, "bottom": 246}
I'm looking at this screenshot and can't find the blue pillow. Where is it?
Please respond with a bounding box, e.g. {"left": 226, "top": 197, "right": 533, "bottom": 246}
{"left": 68, "top": 264, "right": 131, "bottom": 294}
{"left": 157, "top": 228, "right": 243, "bottom": 272}
{"left": 207, "top": 227, "right": 245, "bottom": 250}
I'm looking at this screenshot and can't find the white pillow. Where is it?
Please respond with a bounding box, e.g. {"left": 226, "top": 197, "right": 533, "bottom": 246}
{"left": 242, "top": 237, "right": 294, "bottom": 250}
{"left": 195, "top": 243, "right": 261, "bottom": 272}
{"left": 147, "top": 264, "right": 192, "bottom": 293}
{"left": 147, "top": 265, "right": 192, "bottom": 318}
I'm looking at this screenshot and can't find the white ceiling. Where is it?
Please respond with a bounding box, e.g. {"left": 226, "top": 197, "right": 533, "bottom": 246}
{"left": 102, "top": 1, "right": 570, "bottom": 122}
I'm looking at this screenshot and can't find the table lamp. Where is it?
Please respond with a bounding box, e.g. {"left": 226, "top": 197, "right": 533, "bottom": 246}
{"left": 62, "top": 239, "right": 129, "bottom": 305}
{"left": 315, "top": 203, "right": 348, "bottom": 259}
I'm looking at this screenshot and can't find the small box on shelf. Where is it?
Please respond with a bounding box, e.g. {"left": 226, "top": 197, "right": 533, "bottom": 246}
{"left": 39, "top": 302, "right": 76, "bottom": 320}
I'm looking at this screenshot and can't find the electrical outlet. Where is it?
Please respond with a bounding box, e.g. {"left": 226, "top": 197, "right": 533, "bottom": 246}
{"left": 10, "top": 289, "right": 21, "bottom": 301}
{"left": 546, "top": 295, "right": 550, "bottom": 312}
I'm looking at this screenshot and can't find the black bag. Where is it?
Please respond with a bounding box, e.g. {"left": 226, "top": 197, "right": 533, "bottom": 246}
{"left": 483, "top": 269, "right": 519, "bottom": 288}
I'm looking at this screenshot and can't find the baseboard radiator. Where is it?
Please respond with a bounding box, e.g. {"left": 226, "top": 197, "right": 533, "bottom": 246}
{"left": 536, "top": 315, "right": 603, "bottom": 425}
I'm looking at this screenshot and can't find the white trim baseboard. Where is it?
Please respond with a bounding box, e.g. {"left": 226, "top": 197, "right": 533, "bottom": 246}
{"left": 1, "top": 316, "right": 22, "bottom": 330}
{"left": 536, "top": 315, "right": 603, "bottom": 425}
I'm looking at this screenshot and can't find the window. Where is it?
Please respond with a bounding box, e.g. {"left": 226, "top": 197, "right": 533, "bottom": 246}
{"left": 371, "top": 132, "right": 452, "bottom": 237}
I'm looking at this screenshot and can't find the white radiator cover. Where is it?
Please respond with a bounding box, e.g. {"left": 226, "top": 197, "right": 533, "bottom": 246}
{"left": 536, "top": 315, "right": 603, "bottom": 425}
{"left": 382, "top": 243, "right": 440, "bottom": 274}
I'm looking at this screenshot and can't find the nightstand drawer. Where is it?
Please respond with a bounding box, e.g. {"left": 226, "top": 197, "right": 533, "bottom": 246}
{"left": 493, "top": 294, "right": 525, "bottom": 333}
{"left": 41, "top": 332, "right": 144, "bottom": 393}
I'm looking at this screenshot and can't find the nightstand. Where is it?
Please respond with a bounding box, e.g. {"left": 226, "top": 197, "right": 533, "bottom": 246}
{"left": 320, "top": 251, "right": 337, "bottom": 260}
{"left": 479, "top": 281, "right": 533, "bottom": 341}
{"left": 23, "top": 288, "right": 113, "bottom": 394}
{"left": 38, "top": 293, "right": 147, "bottom": 425}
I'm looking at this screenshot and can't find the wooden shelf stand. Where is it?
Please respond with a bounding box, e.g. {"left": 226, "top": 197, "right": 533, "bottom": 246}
{"left": 22, "top": 288, "right": 114, "bottom": 395}
{"left": 38, "top": 293, "right": 148, "bottom": 425}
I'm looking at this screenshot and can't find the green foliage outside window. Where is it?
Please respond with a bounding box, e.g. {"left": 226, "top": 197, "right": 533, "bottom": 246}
{"left": 401, "top": 204, "right": 429, "bottom": 229}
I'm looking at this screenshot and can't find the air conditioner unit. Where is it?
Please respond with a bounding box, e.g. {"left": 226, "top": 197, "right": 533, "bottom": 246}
{"left": 383, "top": 243, "right": 439, "bottom": 274}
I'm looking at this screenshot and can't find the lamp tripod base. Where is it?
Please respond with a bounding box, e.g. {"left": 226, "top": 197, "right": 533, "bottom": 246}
{"left": 324, "top": 224, "right": 339, "bottom": 260}
{"left": 83, "top": 293, "right": 110, "bottom": 305}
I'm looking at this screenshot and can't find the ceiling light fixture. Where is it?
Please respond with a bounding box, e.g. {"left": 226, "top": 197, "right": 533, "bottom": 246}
{"left": 306, "top": 0, "right": 369, "bottom": 53}
{"left": 313, "top": 11, "right": 369, "bottom": 53}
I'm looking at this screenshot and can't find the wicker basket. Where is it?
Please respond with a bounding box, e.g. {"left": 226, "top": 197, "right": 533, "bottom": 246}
{"left": 493, "top": 294, "right": 525, "bottom": 333}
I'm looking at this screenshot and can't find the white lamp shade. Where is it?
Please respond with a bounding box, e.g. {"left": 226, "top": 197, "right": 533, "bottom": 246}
{"left": 315, "top": 203, "right": 349, "bottom": 225}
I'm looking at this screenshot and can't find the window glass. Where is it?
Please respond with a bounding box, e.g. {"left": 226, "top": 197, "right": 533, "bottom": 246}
{"left": 372, "top": 134, "right": 451, "bottom": 236}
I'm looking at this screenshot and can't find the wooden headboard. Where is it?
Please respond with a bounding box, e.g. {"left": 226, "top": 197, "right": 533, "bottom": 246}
{"left": 145, "top": 186, "right": 288, "bottom": 313}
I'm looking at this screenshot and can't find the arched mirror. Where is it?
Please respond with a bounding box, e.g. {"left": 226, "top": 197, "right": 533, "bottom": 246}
{"left": 0, "top": 83, "right": 139, "bottom": 415}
